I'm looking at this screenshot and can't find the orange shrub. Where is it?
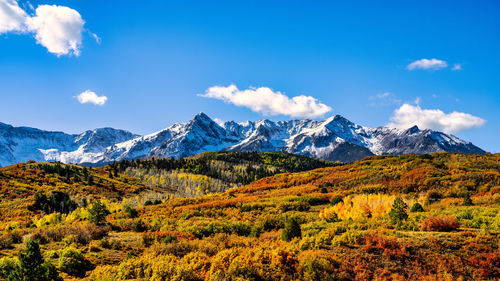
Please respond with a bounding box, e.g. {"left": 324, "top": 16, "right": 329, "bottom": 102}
{"left": 468, "top": 252, "right": 500, "bottom": 279}
{"left": 364, "top": 236, "right": 408, "bottom": 260}
{"left": 421, "top": 215, "right": 459, "bottom": 232}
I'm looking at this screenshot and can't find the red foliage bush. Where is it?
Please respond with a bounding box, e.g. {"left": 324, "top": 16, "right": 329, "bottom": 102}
{"left": 468, "top": 252, "right": 500, "bottom": 279}
{"left": 421, "top": 215, "right": 459, "bottom": 232}
{"left": 364, "top": 236, "right": 408, "bottom": 260}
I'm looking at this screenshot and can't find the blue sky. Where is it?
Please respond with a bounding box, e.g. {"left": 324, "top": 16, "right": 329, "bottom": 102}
{"left": 0, "top": 0, "right": 499, "bottom": 152}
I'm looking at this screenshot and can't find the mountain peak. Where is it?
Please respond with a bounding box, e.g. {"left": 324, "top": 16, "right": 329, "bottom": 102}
{"left": 193, "top": 112, "right": 212, "bottom": 121}
{"left": 323, "top": 115, "right": 349, "bottom": 123}
{"left": 404, "top": 125, "right": 420, "bottom": 134}
{"left": 188, "top": 113, "right": 222, "bottom": 129}
{"left": 184, "top": 112, "right": 226, "bottom": 139}
{"left": 321, "top": 115, "right": 356, "bottom": 129}
{"left": 0, "top": 114, "right": 485, "bottom": 167}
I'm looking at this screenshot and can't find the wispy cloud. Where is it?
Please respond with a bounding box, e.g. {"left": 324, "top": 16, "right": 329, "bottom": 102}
{"left": 407, "top": 58, "right": 448, "bottom": 71}
{"left": 89, "top": 31, "right": 101, "bottom": 44}
{"left": 376, "top": 92, "right": 390, "bottom": 99}
{"left": 200, "top": 84, "right": 332, "bottom": 118}
{"left": 0, "top": 0, "right": 94, "bottom": 56}
{"left": 414, "top": 96, "right": 421, "bottom": 105}
{"left": 369, "top": 92, "right": 401, "bottom": 107}
{"left": 75, "top": 90, "right": 107, "bottom": 106}
{"left": 452, "top": 64, "right": 462, "bottom": 71}
{"left": 388, "top": 103, "right": 485, "bottom": 134}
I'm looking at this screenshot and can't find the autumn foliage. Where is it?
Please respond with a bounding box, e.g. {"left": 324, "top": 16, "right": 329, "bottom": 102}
{"left": 0, "top": 152, "right": 498, "bottom": 280}
{"left": 421, "top": 215, "right": 460, "bottom": 232}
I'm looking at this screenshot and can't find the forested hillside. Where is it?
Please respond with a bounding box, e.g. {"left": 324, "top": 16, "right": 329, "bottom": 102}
{"left": 0, "top": 153, "right": 498, "bottom": 280}
{"left": 115, "top": 152, "right": 338, "bottom": 197}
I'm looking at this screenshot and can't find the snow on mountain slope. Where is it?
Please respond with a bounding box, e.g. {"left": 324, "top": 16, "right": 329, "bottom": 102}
{"left": 93, "top": 113, "right": 240, "bottom": 164}
{"left": 0, "top": 113, "right": 485, "bottom": 167}
{"left": 94, "top": 113, "right": 484, "bottom": 163}
{"left": 0, "top": 124, "right": 137, "bottom": 167}
{"left": 0, "top": 122, "right": 75, "bottom": 167}
{"left": 40, "top": 128, "right": 139, "bottom": 164}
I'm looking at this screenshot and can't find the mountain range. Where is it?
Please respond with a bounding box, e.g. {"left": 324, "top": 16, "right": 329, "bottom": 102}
{"left": 0, "top": 113, "right": 484, "bottom": 167}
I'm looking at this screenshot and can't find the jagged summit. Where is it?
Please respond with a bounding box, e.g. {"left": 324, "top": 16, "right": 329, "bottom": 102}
{"left": 193, "top": 112, "right": 212, "bottom": 121}
{"left": 0, "top": 113, "right": 485, "bottom": 166}
{"left": 404, "top": 125, "right": 420, "bottom": 134}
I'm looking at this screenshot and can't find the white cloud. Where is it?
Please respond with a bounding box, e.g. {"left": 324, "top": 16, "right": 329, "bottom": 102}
{"left": 76, "top": 90, "right": 107, "bottom": 106}
{"left": 407, "top": 58, "right": 448, "bottom": 70}
{"left": 26, "top": 5, "right": 84, "bottom": 56}
{"left": 0, "top": 0, "right": 28, "bottom": 33}
{"left": 0, "top": 0, "right": 90, "bottom": 56}
{"left": 388, "top": 103, "right": 485, "bottom": 134}
{"left": 452, "top": 64, "right": 462, "bottom": 71}
{"left": 200, "top": 84, "right": 332, "bottom": 118}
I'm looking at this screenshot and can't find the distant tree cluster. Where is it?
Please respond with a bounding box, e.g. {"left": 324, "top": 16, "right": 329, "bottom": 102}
{"left": 28, "top": 191, "right": 78, "bottom": 214}
{"left": 36, "top": 163, "right": 96, "bottom": 185}
{"left": 112, "top": 152, "right": 339, "bottom": 196}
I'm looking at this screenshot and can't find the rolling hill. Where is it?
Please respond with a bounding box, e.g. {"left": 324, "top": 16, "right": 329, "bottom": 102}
{"left": 0, "top": 152, "right": 498, "bottom": 280}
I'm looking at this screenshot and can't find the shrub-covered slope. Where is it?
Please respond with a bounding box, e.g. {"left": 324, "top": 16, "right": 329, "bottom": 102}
{"left": 0, "top": 153, "right": 498, "bottom": 280}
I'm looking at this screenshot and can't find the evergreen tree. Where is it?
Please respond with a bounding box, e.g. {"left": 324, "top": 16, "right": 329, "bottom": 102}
{"left": 8, "top": 240, "right": 62, "bottom": 281}
{"left": 330, "top": 196, "right": 343, "bottom": 206}
{"left": 410, "top": 202, "right": 425, "bottom": 212}
{"left": 282, "top": 217, "right": 302, "bottom": 241}
{"left": 463, "top": 193, "right": 473, "bottom": 206}
{"left": 87, "top": 175, "right": 94, "bottom": 186}
{"left": 88, "top": 200, "right": 110, "bottom": 224}
{"left": 389, "top": 197, "right": 408, "bottom": 227}
{"left": 124, "top": 205, "right": 138, "bottom": 218}
{"left": 43, "top": 262, "right": 61, "bottom": 281}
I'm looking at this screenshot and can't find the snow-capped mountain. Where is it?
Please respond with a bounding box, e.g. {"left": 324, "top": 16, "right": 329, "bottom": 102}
{"left": 0, "top": 113, "right": 485, "bottom": 167}
{"left": 0, "top": 123, "right": 138, "bottom": 167}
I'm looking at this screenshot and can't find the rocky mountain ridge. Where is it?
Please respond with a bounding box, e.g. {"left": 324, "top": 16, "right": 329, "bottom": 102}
{"left": 0, "top": 113, "right": 485, "bottom": 166}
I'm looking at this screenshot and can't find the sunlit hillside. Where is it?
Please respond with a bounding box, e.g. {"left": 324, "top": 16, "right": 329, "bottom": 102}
{"left": 0, "top": 153, "right": 498, "bottom": 280}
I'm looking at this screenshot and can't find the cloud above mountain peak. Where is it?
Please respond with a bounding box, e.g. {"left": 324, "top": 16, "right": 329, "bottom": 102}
{"left": 389, "top": 103, "right": 485, "bottom": 134}
{"left": 200, "top": 84, "right": 332, "bottom": 118}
